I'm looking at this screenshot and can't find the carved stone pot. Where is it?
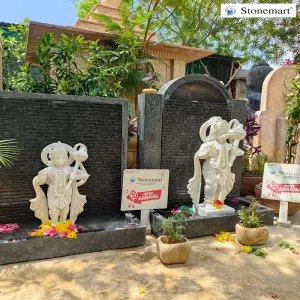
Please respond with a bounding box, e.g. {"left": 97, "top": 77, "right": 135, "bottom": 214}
{"left": 241, "top": 175, "right": 263, "bottom": 196}
{"left": 156, "top": 236, "right": 192, "bottom": 265}
{"left": 236, "top": 223, "right": 269, "bottom": 246}
{"left": 255, "top": 182, "right": 300, "bottom": 215}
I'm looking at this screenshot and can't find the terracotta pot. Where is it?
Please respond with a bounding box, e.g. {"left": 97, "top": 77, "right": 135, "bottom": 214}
{"left": 236, "top": 223, "right": 269, "bottom": 246}
{"left": 127, "top": 137, "right": 137, "bottom": 168}
{"left": 241, "top": 175, "right": 263, "bottom": 196}
{"left": 255, "top": 182, "right": 300, "bottom": 216}
{"left": 156, "top": 236, "right": 191, "bottom": 264}
{"left": 142, "top": 88, "right": 157, "bottom": 94}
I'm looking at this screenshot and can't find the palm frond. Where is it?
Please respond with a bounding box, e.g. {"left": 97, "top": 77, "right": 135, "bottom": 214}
{"left": 0, "top": 140, "right": 20, "bottom": 167}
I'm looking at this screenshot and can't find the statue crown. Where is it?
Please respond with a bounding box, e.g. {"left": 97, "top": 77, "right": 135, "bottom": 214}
{"left": 50, "top": 146, "right": 68, "bottom": 158}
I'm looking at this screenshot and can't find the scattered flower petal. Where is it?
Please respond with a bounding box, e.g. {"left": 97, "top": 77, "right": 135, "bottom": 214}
{"left": 241, "top": 246, "right": 252, "bottom": 253}
{"left": 139, "top": 288, "right": 145, "bottom": 294}
{"left": 215, "top": 231, "right": 236, "bottom": 242}
{"left": 232, "top": 198, "right": 240, "bottom": 204}
{"left": 0, "top": 223, "right": 19, "bottom": 233}
{"left": 212, "top": 200, "right": 224, "bottom": 209}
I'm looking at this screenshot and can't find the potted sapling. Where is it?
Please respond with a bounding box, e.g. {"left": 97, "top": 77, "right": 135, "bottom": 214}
{"left": 236, "top": 200, "right": 269, "bottom": 246}
{"left": 156, "top": 213, "right": 191, "bottom": 265}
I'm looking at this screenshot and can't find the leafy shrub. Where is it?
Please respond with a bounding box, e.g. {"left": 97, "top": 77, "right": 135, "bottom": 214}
{"left": 285, "top": 63, "right": 300, "bottom": 164}
{"left": 238, "top": 201, "right": 262, "bottom": 228}
{"left": 242, "top": 154, "right": 270, "bottom": 176}
{"left": 158, "top": 213, "right": 187, "bottom": 243}
{"left": 1, "top": 20, "right": 155, "bottom": 98}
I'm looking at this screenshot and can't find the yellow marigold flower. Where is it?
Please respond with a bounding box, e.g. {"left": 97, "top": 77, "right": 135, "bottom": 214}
{"left": 31, "top": 229, "right": 44, "bottom": 237}
{"left": 216, "top": 231, "right": 236, "bottom": 242}
{"left": 41, "top": 224, "right": 51, "bottom": 230}
{"left": 67, "top": 231, "right": 77, "bottom": 239}
{"left": 212, "top": 200, "right": 224, "bottom": 209}
{"left": 241, "top": 246, "right": 252, "bottom": 253}
{"left": 65, "top": 220, "right": 73, "bottom": 226}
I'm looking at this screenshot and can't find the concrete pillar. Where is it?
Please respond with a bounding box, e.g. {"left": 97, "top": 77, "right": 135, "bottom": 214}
{"left": 137, "top": 93, "right": 163, "bottom": 169}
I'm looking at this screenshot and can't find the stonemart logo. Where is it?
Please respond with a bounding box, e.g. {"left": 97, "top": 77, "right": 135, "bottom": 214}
{"left": 225, "top": 7, "right": 236, "bottom": 16}
{"left": 221, "top": 4, "right": 296, "bottom": 18}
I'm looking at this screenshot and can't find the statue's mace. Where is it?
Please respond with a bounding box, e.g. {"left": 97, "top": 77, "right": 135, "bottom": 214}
{"left": 65, "top": 144, "right": 88, "bottom": 190}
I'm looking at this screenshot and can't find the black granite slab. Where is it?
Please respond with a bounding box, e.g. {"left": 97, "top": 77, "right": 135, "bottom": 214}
{"left": 0, "top": 91, "right": 128, "bottom": 223}
{"left": 0, "top": 213, "right": 146, "bottom": 265}
{"left": 151, "top": 198, "right": 274, "bottom": 239}
{"left": 138, "top": 75, "right": 247, "bottom": 209}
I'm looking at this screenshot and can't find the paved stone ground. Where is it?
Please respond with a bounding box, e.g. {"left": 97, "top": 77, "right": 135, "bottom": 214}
{"left": 1, "top": 213, "right": 300, "bottom": 300}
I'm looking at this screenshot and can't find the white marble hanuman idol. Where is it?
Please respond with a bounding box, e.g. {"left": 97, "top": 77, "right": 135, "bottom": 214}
{"left": 187, "top": 117, "right": 246, "bottom": 214}
{"left": 30, "top": 142, "right": 90, "bottom": 224}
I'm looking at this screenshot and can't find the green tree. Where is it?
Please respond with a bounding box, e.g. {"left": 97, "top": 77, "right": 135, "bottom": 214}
{"left": 1, "top": 19, "right": 29, "bottom": 90}
{"left": 131, "top": 0, "right": 299, "bottom": 63}
{"left": 72, "top": 0, "right": 100, "bottom": 19}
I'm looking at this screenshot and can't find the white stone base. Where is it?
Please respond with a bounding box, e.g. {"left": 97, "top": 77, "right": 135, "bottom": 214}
{"left": 276, "top": 219, "right": 292, "bottom": 228}
{"left": 195, "top": 203, "right": 235, "bottom": 217}
{"left": 145, "top": 225, "right": 152, "bottom": 235}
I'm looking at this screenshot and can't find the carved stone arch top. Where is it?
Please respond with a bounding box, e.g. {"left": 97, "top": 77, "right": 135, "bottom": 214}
{"left": 158, "top": 74, "right": 232, "bottom": 104}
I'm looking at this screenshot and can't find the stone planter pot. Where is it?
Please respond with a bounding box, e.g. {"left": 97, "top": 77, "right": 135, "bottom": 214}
{"left": 156, "top": 236, "right": 191, "bottom": 264}
{"left": 127, "top": 137, "right": 137, "bottom": 168}
{"left": 236, "top": 223, "right": 269, "bottom": 246}
{"left": 142, "top": 88, "right": 157, "bottom": 94}
{"left": 241, "top": 175, "right": 263, "bottom": 196}
{"left": 255, "top": 182, "right": 300, "bottom": 216}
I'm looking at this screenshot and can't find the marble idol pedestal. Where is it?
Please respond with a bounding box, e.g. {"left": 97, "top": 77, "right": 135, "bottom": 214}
{"left": 0, "top": 214, "right": 146, "bottom": 265}
{"left": 195, "top": 203, "right": 235, "bottom": 217}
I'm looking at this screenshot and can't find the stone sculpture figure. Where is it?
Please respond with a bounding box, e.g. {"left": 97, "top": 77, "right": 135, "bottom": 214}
{"left": 246, "top": 61, "right": 273, "bottom": 111}
{"left": 30, "top": 142, "right": 90, "bottom": 224}
{"left": 187, "top": 117, "right": 246, "bottom": 215}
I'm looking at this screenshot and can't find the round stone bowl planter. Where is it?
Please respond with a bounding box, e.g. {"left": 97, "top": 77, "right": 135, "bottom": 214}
{"left": 156, "top": 236, "right": 192, "bottom": 265}
{"left": 236, "top": 223, "right": 269, "bottom": 246}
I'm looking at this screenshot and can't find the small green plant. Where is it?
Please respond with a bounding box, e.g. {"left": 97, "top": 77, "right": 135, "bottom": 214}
{"left": 242, "top": 154, "right": 270, "bottom": 176}
{"left": 238, "top": 201, "right": 262, "bottom": 228}
{"left": 158, "top": 213, "right": 187, "bottom": 243}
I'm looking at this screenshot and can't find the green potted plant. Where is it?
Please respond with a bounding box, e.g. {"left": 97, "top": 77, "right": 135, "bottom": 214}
{"left": 236, "top": 201, "right": 269, "bottom": 246}
{"left": 241, "top": 154, "right": 269, "bottom": 196}
{"left": 156, "top": 213, "right": 191, "bottom": 265}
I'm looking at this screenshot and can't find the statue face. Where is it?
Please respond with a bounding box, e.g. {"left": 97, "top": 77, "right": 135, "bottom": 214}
{"left": 50, "top": 147, "right": 68, "bottom": 167}
{"left": 211, "top": 121, "right": 229, "bottom": 140}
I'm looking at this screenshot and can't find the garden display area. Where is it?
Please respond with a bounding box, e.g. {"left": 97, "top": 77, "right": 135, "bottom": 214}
{"left": 0, "top": 0, "right": 299, "bottom": 299}
{"left": 1, "top": 223, "right": 300, "bottom": 300}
